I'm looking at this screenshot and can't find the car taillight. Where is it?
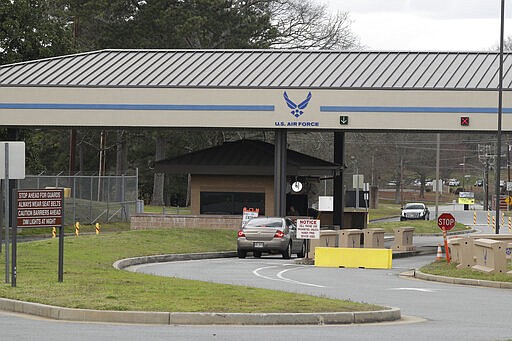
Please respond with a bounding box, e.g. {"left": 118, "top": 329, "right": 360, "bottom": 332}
{"left": 237, "top": 230, "right": 245, "bottom": 237}
{"left": 274, "top": 230, "right": 285, "bottom": 238}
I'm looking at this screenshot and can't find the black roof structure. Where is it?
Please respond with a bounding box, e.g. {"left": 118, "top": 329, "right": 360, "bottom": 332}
{"left": 154, "top": 139, "right": 339, "bottom": 176}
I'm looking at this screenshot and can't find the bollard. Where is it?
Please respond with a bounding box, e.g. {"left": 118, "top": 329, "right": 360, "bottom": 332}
{"left": 75, "top": 222, "right": 80, "bottom": 237}
{"left": 95, "top": 223, "right": 101, "bottom": 235}
{"left": 51, "top": 227, "right": 56, "bottom": 238}
{"left": 509, "top": 217, "right": 512, "bottom": 233}
{"left": 473, "top": 211, "right": 477, "bottom": 225}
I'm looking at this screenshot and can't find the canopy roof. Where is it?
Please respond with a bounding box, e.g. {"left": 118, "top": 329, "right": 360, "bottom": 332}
{"left": 1, "top": 49, "right": 511, "bottom": 89}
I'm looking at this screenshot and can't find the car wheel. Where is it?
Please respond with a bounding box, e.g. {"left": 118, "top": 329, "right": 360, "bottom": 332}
{"left": 400, "top": 217, "right": 405, "bottom": 221}
{"left": 296, "top": 241, "right": 306, "bottom": 258}
{"left": 237, "top": 250, "right": 247, "bottom": 258}
{"left": 253, "top": 251, "right": 262, "bottom": 258}
{"left": 282, "top": 242, "right": 292, "bottom": 259}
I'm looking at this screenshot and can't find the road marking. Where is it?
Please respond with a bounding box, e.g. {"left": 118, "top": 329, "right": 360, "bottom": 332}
{"left": 386, "top": 287, "right": 439, "bottom": 293}
{"left": 253, "top": 265, "right": 325, "bottom": 288}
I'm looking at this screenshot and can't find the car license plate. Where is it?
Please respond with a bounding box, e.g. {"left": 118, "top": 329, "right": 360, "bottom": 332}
{"left": 253, "top": 242, "right": 264, "bottom": 248}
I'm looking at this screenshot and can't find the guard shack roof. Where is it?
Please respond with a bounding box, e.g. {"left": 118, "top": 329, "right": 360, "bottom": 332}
{"left": 154, "top": 139, "right": 339, "bottom": 176}
{"left": 0, "top": 49, "right": 511, "bottom": 131}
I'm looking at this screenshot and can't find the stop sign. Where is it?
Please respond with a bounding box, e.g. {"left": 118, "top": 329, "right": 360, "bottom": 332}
{"left": 438, "top": 213, "right": 456, "bottom": 231}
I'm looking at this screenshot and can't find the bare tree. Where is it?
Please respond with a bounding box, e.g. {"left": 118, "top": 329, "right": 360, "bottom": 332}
{"left": 269, "top": 0, "right": 359, "bottom": 50}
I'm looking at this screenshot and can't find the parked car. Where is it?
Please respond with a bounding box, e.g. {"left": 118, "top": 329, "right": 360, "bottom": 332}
{"left": 448, "top": 179, "right": 460, "bottom": 186}
{"left": 400, "top": 203, "right": 430, "bottom": 221}
{"left": 237, "top": 217, "right": 306, "bottom": 259}
{"left": 474, "top": 179, "right": 483, "bottom": 187}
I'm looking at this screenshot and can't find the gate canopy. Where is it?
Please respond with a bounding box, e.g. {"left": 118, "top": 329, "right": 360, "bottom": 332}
{"left": 0, "top": 49, "right": 511, "bottom": 131}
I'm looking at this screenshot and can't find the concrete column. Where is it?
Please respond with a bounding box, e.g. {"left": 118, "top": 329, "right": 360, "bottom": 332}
{"left": 274, "top": 130, "right": 287, "bottom": 217}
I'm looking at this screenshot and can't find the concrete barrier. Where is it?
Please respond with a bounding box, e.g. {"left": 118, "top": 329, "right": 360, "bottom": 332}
{"left": 448, "top": 237, "right": 475, "bottom": 269}
{"left": 309, "top": 230, "right": 339, "bottom": 256}
{"left": 314, "top": 247, "right": 392, "bottom": 269}
{"left": 338, "top": 229, "right": 362, "bottom": 248}
{"left": 472, "top": 238, "right": 508, "bottom": 274}
{"left": 362, "top": 228, "right": 385, "bottom": 248}
{"left": 392, "top": 227, "right": 415, "bottom": 251}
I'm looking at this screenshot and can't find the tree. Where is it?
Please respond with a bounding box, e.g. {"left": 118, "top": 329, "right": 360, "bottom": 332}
{"left": 56, "top": 0, "right": 140, "bottom": 50}
{"left": 126, "top": 0, "right": 277, "bottom": 49}
{"left": 0, "top": 0, "right": 74, "bottom": 64}
{"left": 268, "top": 0, "right": 359, "bottom": 50}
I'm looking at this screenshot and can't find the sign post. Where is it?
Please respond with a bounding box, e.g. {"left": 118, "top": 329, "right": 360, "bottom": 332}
{"left": 15, "top": 188, "right": 64, "bottom": 285}
{"left": 296, "top": 218, "right": 320, "bottom": 259}
{"left": 0, "top": 142, "right": 25, "bottom": 284}
{"left": 437, "top": 212, "right": 456, "bottom": 263}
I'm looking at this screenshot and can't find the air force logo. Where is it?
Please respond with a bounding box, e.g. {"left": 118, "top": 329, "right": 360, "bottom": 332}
{"left": 283, "top": 91, "right": 312, "bottom": 118}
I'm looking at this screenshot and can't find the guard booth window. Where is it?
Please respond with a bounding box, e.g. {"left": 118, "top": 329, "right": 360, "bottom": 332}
{"left": 200, "top": 192, "right": 265, "bottom": 215}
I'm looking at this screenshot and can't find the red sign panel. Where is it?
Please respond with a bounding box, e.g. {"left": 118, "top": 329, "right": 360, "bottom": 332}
{"left": 16, "top": 189, "right": 63, "bottom": 228}
{"left": 437, "top": 212, "right": 456, "bottom": 231}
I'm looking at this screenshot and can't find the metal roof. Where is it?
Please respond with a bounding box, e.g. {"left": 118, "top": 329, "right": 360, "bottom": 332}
{"left": 1, "top": 49, "right": 511, "bottom": 89}
{"left": 154, "top": 139, "right": 339, "bottom": 176}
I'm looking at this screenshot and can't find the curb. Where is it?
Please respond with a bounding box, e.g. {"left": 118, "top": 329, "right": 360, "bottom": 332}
{"left": 413, "top": 270, "right": 512, "bottom": 289}
{"left": 0, "top": 296, "right": 400, "bottom": 325}
{"left": 0, "top": 252, "right": 401, "bottom": 325}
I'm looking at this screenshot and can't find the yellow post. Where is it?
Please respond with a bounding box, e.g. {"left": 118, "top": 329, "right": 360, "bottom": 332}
{"left": 95, "top": 223, "right": 101, "bottom": 235}
{"left": 51, "top": 227, "right": 56, "bottom": 238}
{"left": 75, "top": 222, "right": 80, "bottom": 237}
{"left": 473, "top": 211, "right": 477, "bottom": 225}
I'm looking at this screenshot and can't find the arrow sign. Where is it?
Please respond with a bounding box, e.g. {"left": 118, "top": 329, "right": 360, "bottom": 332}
{"left": 339, "top": 116, "right": 349, "bottom": 125}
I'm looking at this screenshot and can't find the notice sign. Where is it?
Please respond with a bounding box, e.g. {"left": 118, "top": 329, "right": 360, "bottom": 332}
{"left": 242, "top": 207, "right": 259, "bottom": 226}
{"left": 17, "top": 189, "right": 63, "bottom": 228}
{"left": 296, "top": 219, "right": 320, "bottom": 239}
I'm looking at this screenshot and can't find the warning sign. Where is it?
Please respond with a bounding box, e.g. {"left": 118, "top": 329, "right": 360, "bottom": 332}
{"left": 296, "top": 219, "right": 320, "bottom": 239}
{"left": 16, "top": 189, "right": 63, "bottom": 228}
{"left": 242, "top": 207, "right": 259, "bottom": 226}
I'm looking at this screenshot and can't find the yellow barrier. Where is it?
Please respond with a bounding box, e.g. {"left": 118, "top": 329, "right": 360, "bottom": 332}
{"left": 314, "top": 247, "right": 392, "bottom": 269}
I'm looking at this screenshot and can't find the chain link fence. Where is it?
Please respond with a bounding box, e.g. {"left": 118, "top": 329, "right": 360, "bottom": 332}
{"left": 16, "top": 172, "right": 139, "bottom": 225}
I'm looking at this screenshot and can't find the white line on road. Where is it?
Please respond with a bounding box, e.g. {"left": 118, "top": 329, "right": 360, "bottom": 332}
{"left": 253, "top": 265, "right": 326, "bottom": 288}
{"left": 386, "top": 287, "right": 440, "bottom": 293}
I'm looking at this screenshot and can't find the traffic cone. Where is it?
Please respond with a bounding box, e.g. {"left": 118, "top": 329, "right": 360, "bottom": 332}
{"left": 436, "top": 244, "right": 443, "bottom": 261}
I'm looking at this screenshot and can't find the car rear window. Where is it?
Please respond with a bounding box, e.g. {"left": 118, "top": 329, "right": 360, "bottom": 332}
{"left": 245, "top": 218, "right": 283, "bottom": 228}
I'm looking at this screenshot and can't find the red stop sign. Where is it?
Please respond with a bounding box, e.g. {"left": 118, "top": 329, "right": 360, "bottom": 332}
{"left": 438, "top": 213, "right": 456, "bottom": 231}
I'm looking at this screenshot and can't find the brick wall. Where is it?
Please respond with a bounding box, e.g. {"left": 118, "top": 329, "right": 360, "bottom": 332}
{"left": 131, "top": 213, "right": 243, "bottom": 230}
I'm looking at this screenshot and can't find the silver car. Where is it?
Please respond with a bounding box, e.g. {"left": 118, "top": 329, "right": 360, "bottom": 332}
{"left": 237, "top": 217, "right": 306, "bottom": 259}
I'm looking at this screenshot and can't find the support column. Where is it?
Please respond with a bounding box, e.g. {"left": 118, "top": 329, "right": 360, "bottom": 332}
{"left": 333, "top": 132, "right": 345, "bottom": 228}
{"left": 274, "top": 130, "right": 287, "bottom": 217}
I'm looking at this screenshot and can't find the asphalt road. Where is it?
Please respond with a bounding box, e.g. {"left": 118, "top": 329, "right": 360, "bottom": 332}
{"left": 1, "top": 204, "right": 511, "bottom": 340}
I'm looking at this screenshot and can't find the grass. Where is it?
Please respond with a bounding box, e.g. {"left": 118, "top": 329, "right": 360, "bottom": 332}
{"left": 420, "top": 260, "right": 512, "bottom": 283}
{"left": 144, "top": 205, "right": 191, "bottom": 215}
{"left": 370, "top": 220, "right": 472, "bottom": 234}
{"left": 0, "top": 228, "right": 382, "bottom": 313}
{"left": 368, "top": 202, "right": 402, "bottom": 220}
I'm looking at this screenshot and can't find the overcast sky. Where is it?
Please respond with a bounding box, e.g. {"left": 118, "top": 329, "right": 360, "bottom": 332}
{"left": 322, "top": 0, "right": 512, "bottom": 51}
